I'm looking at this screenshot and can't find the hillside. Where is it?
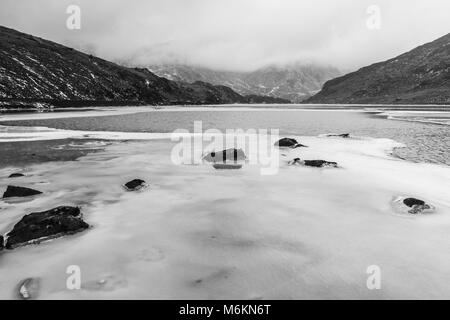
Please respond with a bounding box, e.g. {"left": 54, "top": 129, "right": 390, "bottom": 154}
{"left": 307, "top": 33, "right": 450, "bottom": 105}
{"left": 0, "top": 26, "right": 288, "bottom": 108}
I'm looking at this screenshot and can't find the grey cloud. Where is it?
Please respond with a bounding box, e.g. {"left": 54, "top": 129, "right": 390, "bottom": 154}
{"left": 1, "top": 0, "right": 449, "bottom": 71}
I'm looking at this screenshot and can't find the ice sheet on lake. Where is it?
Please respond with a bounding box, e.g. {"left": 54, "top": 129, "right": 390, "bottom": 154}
{"left": 0, "top": 134, "right": 449, "bottom": 299}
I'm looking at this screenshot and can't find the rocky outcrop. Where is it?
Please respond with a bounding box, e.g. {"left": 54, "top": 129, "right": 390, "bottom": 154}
{"left": 8, "top": 173, "right": 25, "bottom": 178}
{"left": 2, "top": 185, "right": 42, "bottom": 198}
{"left": 203, "top": 148, "right": 246, "bottom": 163}
{"left": 124, "top": 179, "right": 147, "bottom": 191}
{"left": 5, "top": 206, "right": 89, "bottom": 249}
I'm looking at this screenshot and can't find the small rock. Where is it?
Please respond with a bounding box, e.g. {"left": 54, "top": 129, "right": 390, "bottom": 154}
{"left": 5, "top": 206, "right": 89, "bottom": 249}
{"left": 2, "top": 185, "right": 42, "bottom": 198}
{"left": 8, "top": 173, "right": 25, "bottom": 178}
{"left": 17, "top": 278, "right": 40, "bottom": 300}
{"left": 326, "top": 133, "right": 350, "bottom": 138}
{"left": 289, "top": 158, "right": 338, "bottom": 168}
{"left": 275, "top": 138, "right": 307, "bottom": 148}
{"left": 393, "top": 197, "right": 434, "bottom": 215}
{"left": 213, "top": 163, "right": 243, "bottom": 170}
{"left": 124, "top": 179, "right": 147, "bottom": 191}
{"left": 304, "top": 160, "right": 338, "bottom": 168}
{"left": 203, "top": 148, "right": 246, "bottom": 163}
{"left": 403, "top": 198, "right": 432, "bottom": 214}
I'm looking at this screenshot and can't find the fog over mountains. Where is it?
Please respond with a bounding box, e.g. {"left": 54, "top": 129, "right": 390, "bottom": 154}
{"left": 0, "top": 26, "right": 288, "bottom": 108}
{"left": 148, "top": 64, "right": 341, "bottom": 102}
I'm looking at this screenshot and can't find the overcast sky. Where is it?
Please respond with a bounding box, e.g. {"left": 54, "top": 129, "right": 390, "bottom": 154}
{"left": 1, "top": 0, "right": 449, "bottom": 71}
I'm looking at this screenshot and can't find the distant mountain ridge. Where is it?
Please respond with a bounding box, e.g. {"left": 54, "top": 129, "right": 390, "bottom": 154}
{"left": 148, "top": 64, "right": 341, "bottom": 103}
{"left": 307, "top": 33, "right": 450, "bottom": 105}
{"left": 0, "top": 26, "right": 288, "bottom": 108}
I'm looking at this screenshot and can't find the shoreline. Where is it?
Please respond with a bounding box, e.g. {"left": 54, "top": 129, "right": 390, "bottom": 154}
{"left": 0, "top": 105, "right": 449, "bottom": 125}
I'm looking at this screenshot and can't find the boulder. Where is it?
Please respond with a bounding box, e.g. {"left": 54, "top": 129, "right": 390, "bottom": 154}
{"left": 17, "top": 278, "right": 40, "bottom": 300}
{"left": 0, "top": 235, "right": 3, "bottom": 251}
{"left": 5, "top": 206, "right": 89, "bottom": 249}
{"left": 3, "top": 185, "right": 42, "bottom": 198}
{"left": 124, "top": 179, "right": 147, "bottom": 191}
{"left": 275, "top": 138, "right": 307, "bottom": 148}
{"left": 8, "top": 173, "right": 25, "bottom": 178}
{"left": 203, "top": 148, "right": 246, "bottom": 163}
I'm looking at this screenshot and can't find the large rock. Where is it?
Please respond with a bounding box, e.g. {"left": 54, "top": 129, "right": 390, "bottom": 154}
{"left": 203, "top": 148, "right": 246, "bottom": 163}
{"left": 8, "top": 173, "right": 25, "bottom": 178}
{"left": 274, "top": 138, "right": 307, "bottom": 148}
{"left": 5, "top": 206, "right": 89, "bottom": 249}
{"left": 124, "top": 179, "right": 147, "bottom": 191}
{"left": 2, "top": 185, "right": 42, "bottom": 198}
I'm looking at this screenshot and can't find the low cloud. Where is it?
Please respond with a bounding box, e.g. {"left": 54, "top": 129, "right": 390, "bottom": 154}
{"left": 1, "top": 0, "right": 449, "bottom": 71}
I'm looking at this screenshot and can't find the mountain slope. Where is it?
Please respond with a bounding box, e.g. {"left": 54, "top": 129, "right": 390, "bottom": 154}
{"left": 307, "top": 33, "right": 450, "bottom": 104}
{"left": 148, "top": 64, "right": 340, "bottom": 103}
{"left": 0, "top": 26, "right": 288, "bottom": 108}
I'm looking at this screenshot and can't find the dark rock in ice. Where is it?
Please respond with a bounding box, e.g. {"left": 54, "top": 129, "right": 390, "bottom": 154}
{"left": 403, "top": 198, "right": 432, "bottom": 214}
{"left": 275, "top": 137, "right": 297, "bottom": 147}
{"left": 17, "top": 278, "right": 40, "bottom": 300}
{"left": 213, "top": 163, "right": 243, "bottom": 170}
{"left": 0, "top": 235, "right": 3, "bottom": 251}
{"left": 275, "top": 138, "right": 307, "bottom": 148}
{"left": 124, "top": 179, "right": 147, "bottom": 191}
{"left": 2, "top": 185, "right": 42, "bottom": 198}
{"left": 203, "top": 148, "right": 246, "bottom": 163}
{"left": 289, "top": 158, "right": 338, "bottom": 168}
{"left": 5, "top": 206, "right": 89, "bottom": 249}
{"left": 403, "top": 198, "right": 425, "bottom": 207}
{"left": 305, "top": 160, "right": 338, "bottom": 168}
{"left": 326, "top": 133, "right": 350, "bottom": 138}
{"left": 8, "top": 173, "right": 25, "bottom": 178}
